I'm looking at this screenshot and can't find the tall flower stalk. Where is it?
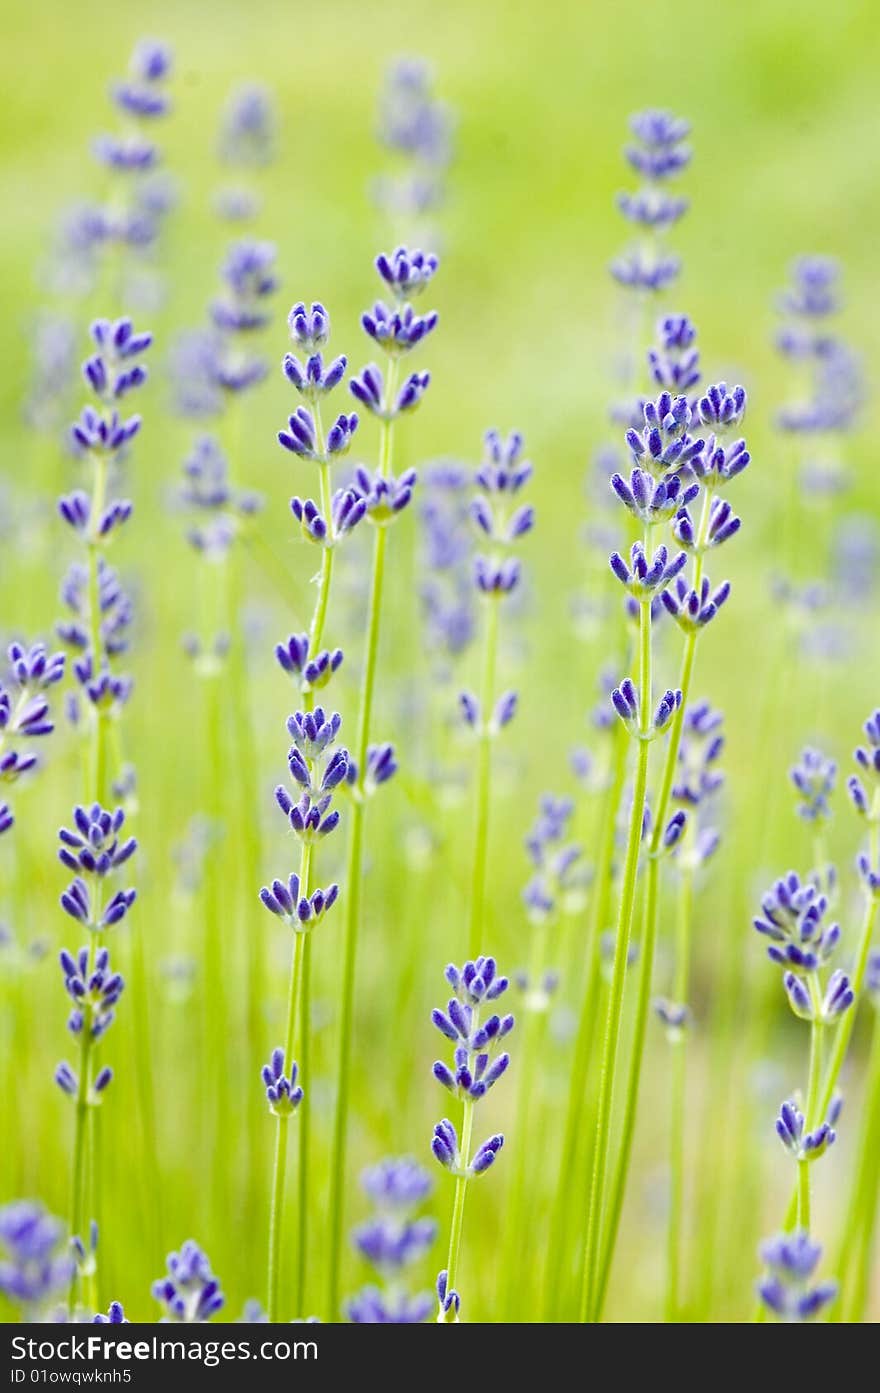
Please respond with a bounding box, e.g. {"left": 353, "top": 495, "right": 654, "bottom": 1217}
{"left": 431, "top": 957, "right": 513, "bottom": 1321}
{"left": 273, "top": 297, "right": 364, "bottom": 1315}
{"left": 587, "top": 365, "right": 749, "bottom": 1321}
{"left": 657, "top": 703, "right": 723, "bottom": 1320}
{"left": 326, "top": 247, "right": 438, "bottom": 1317}
{"left": 463, "top": 430, "right": 533, "bottom": 958}
{"left": 54, "top": 803, "right": 137, "bottom": 1311}
{"left": 501, "top": 795, "right": 581, "bottom": 1318}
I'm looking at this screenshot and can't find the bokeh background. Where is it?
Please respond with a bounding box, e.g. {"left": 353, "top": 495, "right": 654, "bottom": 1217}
{"left": 2, "top": 0, "right": 880, "bottom": 1321}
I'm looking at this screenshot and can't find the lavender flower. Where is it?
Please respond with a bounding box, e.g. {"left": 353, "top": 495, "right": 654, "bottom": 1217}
{"left": 0, "top": 640, "right": 66, "bottom": 828}
{"left": 152, "top": 1241, "right": 224, "bottom": 1322}
{"left": 757, "top": 1232, "right": 837, "bottom": 1322}
{"left": 431, "top": 957, "right": 514, "bottom": 1188}
{"left": 0, "top": 1202, "right": 73, "bottom": 1312}
{"left": 219, "top": 84, "right": 276, "bottom": 169}
{"left": 791, "top": 747, "right": 836, "bottom": 823}
{"left": 59, "top": 946, "right": 124, "bottom": 1038}
{"left": 847, "top": 709, "right": 880, "bottom": 820}
{"left": 775, "top": 1099, "right": 836, "bottom": 1162}
{"left": 374, "top": 58, "right": 453, "bottom": 221}
{"left": 261, "top": 1048, "right": 304, "bottom": 1117}
{"left": 93, "top": 1301, "right": 128, "bottom": 1323}
{"left": 612, "top": 111, "right": 690, "bottom": 293}
{"left": 346, "top": 1156, "right": 435, "bottom": 1324}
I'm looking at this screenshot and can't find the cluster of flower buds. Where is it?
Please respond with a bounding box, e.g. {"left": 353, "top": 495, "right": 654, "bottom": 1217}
{"left": 669, "top": 702, "right": 724, "bottom": 871}
{"left": 611, "top": 678, "right": 682, "bottom": 742}
{"left": 0, "top": 1201, "right": 74, "bottom": 1316}
{"left": 53, "top": 804, "right": 137, "bottom": 1108}
{"left": 775, "top": 1095, "right": 840, "bottom": 1164}
{"left": 152, "top": 1240, "right": 225, "bottom": 1322}
{"left": 346, "top": 1156, "right": 436, "bottom": 1323}
{"left": 0, "top": 641, "right": 66, "bottom": 834}
{"left": 87, "top": 40, "right": 174, "bottom": 252}
{"left": 790, "top": 747, "right": 836, "bottom": 824}
{"left": 217, "top": 83, "right": 276, "bottom": 221}
{"left": 754, "top": 871, "right": 852, "bottom": 1024}
{"left": 611, "top": 110, "right": 690, "bottom": 293}
{"left": 179, "top": 435, "right": 262, "bottom": 561}
{"left": 272, "top": 708, "right": 349, "bottom": 846}
{"left": 756, "top": 1231, "right": 837, "bottom": 1322}
{"left": 374, "top": 59, "right": 452, "bottom": 222}
{"left": 260, "top": 1048, "right": 303, "bottom": 1118}
{"left": 430, "top": 958, "right": 514, "bottom": 1186}
{"left": 57, "top": 804, "right": 138, "bottom": 932}
{"left": 522, "top": 793, "right": 586, "bottom": 934}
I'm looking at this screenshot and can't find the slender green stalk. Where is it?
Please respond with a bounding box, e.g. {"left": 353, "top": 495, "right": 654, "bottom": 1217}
{"left": 68, "top": 1026, "right": 92, "bottom": 1312}
{"left": 439, "top": 1098, "right": 474, "bottom": 1323}
{"left": 777, "top": 891, "right": 880, "bottom": 1239}
{"left": 499, "top": 921, "right": 548, "bottom": 1318}
{"left": 665, "top": 862, "right": 694, "bottom": 1322}
{"left": 267, "top": 893, "right": 308, "bottom": 1322}
{"left": 326, "top": 361, "right": 398, "bottom": 1319}
{"left": 590, "top": 491, "right": 716, "bottom": 1320}
{"left": 290, "top": 412, "right": 333, "bottom": 1319}
{"left": 580, "top": 581, "right": 653, "bottom": 1323}
{"left": 293, "top": 932, "right": 312, "bottom": 1317}
{"left": 86, "top": 455, "right": 109, "bottom": 806}
{"left": 798, "top": 996, "right": 823, "bottom": 1232}
{"left": 467, "top": 596, "right": 500, "bottom": 958}
{"left": 541, "top": 720, "right": 628, "bottom": 1318}
{"left": 837, "top": 1008, "right": 880, "bottom": 1320}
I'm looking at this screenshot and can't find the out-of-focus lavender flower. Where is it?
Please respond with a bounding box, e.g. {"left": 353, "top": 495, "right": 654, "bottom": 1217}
{"left": 93, "top": 1300, "right": 128, "bottom": 1323}
{"left": 374, "top": 58, "right": 453, "bottom": 221}
{"left": 212, "top": 241, "right": 278, "bottom": 333}
{"left": 756, "top": 1232, "right": 837, "bottom": 1322}
{"left": 23, "top": 312, "right": 78, "bottom": 433}
{"left": 419, "top": 462, "right": 474, "bottom": 665}
{"left": 179, "top": 435, "right": 261, "bottom": 559}
{"left": 648, "top": 314, "right": 701, "bottom": 394}
{"left": 847, "top": 709, "right": 880, "bottom": 822}
{"left": 522, "top": 793, "right": 586, "bottom": 940}
{"left": 611, "top": 110, "right": 690, "bottom": 293}
{"left": 0, "top": 640, "right": 66, "bottom": 832}
{"left": 0, "top": 1202, "right": 74, "bottom": 1312}
{"left": 790, "top": 747, "right": 836, "bottom": 823}
{"left": 152, "top": 1241, "right": 224, "bottom": 1322}
{"left": 219, "top": 84, "right": 276, "bottom": 169}
{"left": 346, "top": 1155, "right": 435, "bottom": 1324}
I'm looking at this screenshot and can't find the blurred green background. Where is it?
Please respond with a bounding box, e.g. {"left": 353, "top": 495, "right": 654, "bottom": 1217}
{"left": 2, "top": 0, "right": 880, "bottom": 1322}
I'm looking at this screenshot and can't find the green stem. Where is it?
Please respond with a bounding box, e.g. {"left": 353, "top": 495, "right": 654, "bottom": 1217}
{"left": 294, "top": 931, "right": 311, "bottom": 1319}
{"left": 665, "top": 864, "right": 694, "bottom": 1322}
{"left": 267, "top": 902, "right": 308, "bottom": 1322}
{"left": 499, "top": 922, "right": 548, "bottom": 1319}
{"left": 326, "top": 477, "right": 392, "bottom": 1319}
{"left": 267, "top": 1115, "right": 290, "bottom": 1324}
{"left": 440, "top": 1098, "right": 474, "bottom": 1323}
{"left": 591, "top": 623, "right": 701, "bottom": 1321}
{"left": 777, "top": 890, "right": 880, "bottom": 1238}
{"left": 837, "top": 1008, "right": 880, "bottom": 1320}
{"left": 580, "top": 587, "right": 652, "bottom": 1323}
{"left": 467, "top": 597, "right": 500, "bottom": 959}
{"left": 68, "top": 1028, "right": 92, "bottom": 1312}
{"left": 542, "top": 720, "right": 629, "bottom": 1319}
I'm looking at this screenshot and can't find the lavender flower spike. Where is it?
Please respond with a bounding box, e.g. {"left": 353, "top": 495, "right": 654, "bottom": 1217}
{"left": 152, "top": 1241, "right": 225, "bottom": 1322}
